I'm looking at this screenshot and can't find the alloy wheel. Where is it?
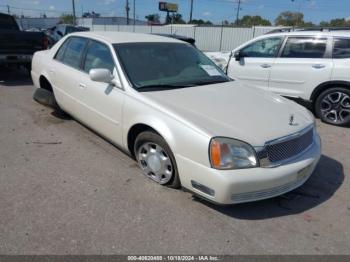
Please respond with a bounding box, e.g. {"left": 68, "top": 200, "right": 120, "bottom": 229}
{"left": 320, "top": 91, "right": 350, "bottom": 124}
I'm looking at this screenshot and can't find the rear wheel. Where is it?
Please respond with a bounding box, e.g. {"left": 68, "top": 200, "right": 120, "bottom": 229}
{"left": 315, "top": 87, "right": 350, "bottom": 127}
{"left": 134, "top": 131, "right": 181, "bottom": 188}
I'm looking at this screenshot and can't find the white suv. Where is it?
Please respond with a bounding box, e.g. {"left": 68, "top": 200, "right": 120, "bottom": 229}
{"left": 207, "top": 29, "right": 350, "bottom": 127}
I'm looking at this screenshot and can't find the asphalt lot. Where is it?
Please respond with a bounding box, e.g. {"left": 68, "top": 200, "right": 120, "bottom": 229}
{"left": 0, "top": 67, "right": 349, "bottom": 255}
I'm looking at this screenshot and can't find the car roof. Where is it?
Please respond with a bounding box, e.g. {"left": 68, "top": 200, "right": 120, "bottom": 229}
{"left": 265, "top": 30, "right": 350, "bottom": 38}
{"left": 69, "top": 31, "right": 184, "bottom": 44}
{"left": 153, "top": 33, "right": 196, "bottom": 44}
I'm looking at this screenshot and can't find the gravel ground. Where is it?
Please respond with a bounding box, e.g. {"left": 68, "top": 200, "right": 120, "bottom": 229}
{"left": 0, "top": 68, "right": 349, "bottom": 255}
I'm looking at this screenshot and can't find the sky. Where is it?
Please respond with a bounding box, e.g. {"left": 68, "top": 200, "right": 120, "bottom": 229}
{"left": 1, "top": 0, "right": 350, "bottom": 25}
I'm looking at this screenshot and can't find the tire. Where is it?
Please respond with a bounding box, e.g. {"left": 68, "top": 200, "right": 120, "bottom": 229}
{"left": 33, "top": 88, "right": 59, "bottom": 109}
{"left": 134, "top": 131, "right": 181, "bottom": 189}
{"left": 315, "top": 87, "right": 350, "bottom": 127}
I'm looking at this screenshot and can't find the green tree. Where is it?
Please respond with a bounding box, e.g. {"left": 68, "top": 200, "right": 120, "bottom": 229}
{"left": 275, "top": 11, "right": 304, "bottom": 26}
{"left": 166, "top": 13, "right": 185, "bottom": 24}
{"left": 303, "top": 21, "right": 315, "bottom": 27}
{"left": 59, "top": 14, "right": 74, "bottom": 24}
{"left": 190, "top": 19, "right": 213, "bottom": 25}
{"left": 319, "top": 18, "right": 350, "bottom": 27}
{"left": 222, "top": 20, "right": 233, "bottom": 26}
{"left": 319, "top": 21, "right": 330, "bottom": 27}
{"left": 238, "top": 15, "right": 271, "bottom": 26}
{"left": 145, "top": 14, "right": 160, "bottom": 23}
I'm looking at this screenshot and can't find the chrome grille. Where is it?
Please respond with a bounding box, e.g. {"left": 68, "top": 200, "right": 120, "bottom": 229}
{"left": 258, "top": 126, "right": 314, "bottom": 166}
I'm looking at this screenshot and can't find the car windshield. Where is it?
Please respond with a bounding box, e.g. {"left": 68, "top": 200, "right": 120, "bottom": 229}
{"left": 113, "top": 42, "right": 230, "bottom": 91}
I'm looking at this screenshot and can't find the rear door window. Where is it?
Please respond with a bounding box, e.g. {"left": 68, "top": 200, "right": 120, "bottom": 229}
{"left": 60, "top": 37, "right": 87, "bottom": 69}
{"left": 54, "top": 39, "right": 69, "bottom": 61}
{"left": 333, "top": 38, "right": 350, "bottom": 59}
{"left": 281, "top": 37, "right": 327, "bottom": 58}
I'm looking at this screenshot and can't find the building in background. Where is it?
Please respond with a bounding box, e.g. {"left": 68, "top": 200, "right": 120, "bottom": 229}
{"left": 16, "top": 17, "right": 60, "bottom": 30}
{"left": 16, "top": 16, "right": 147, "bottom": 30}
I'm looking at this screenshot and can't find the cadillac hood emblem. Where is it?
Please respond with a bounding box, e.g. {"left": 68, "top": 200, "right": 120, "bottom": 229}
{"left": 289, "top": 114, "right": 298, "bottom": 126}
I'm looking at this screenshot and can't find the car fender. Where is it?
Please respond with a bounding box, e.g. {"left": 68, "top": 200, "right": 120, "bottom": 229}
{"left": 122, "top": 94, "right": 211, "bottom": 168}
{"left": 310, "top": 80, "right": 350, "bottom": 101}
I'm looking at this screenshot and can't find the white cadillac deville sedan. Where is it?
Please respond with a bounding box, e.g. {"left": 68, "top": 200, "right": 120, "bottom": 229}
{"left": 31, "top": 32, "right": 321, "bottom": 204}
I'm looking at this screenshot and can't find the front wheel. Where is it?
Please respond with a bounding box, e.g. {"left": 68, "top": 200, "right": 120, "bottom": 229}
{"left": 315, "top": 87, "right": 350, "bottom": 127}
{"left": 134, "top": 131, "right": 181, "bottom": 189}
{"left": 33, "top": 88, "right": 58, "bottom": 109}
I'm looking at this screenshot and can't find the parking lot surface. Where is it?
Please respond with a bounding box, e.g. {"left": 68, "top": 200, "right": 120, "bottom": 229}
{"left": 0, "top": 68, "right": 349, "bottom": 255}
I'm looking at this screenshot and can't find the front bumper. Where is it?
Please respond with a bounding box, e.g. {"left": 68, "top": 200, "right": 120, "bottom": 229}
{"left": 177, "top": 134, "right": 321, "bottom": 205}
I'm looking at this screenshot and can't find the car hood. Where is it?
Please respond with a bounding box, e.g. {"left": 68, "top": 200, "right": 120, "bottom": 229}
{"left": 142, "top": 81, "right": 314, "bottom": 146}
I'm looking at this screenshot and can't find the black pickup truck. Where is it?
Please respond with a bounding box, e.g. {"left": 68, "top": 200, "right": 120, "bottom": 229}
{"left": 0, "top": 13, "right": 48, "bottom": 71}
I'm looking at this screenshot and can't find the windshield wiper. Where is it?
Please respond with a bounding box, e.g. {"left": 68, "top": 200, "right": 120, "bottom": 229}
{"left": 189, "top": 79, "right": 229, "bottom": 86}
{"left": 136, "top": 79, "right": 229, "bottom": 91}
{"left": 136, "top": 84, "right": 194, "bottom": 91}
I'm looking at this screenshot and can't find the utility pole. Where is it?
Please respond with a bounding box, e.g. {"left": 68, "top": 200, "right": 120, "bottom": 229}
{"left": 72, "top": 0, "right": 76, "bottom": 25}
{"left": 133, "top": 0, "right": 136, "bottom": 25}
{"left": 7, "top": 5, "right": 10, "bottom": 14}
{"left": 189, "top": 0, "right": 194, "bottom": 23}
{"left": 126, "top": 0, "right": 130, "bottom": 25}
{"left": 235, "top": 0, "right": 241, "bottom": 26}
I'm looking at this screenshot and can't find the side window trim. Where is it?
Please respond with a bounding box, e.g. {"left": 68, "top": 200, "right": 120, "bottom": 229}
{"left": 273, "top": 36, "right": 286, "bottom": 58}
{"left": 325, "top": 37, "right": 333, "bottom": 59}
{"left": 54, "top": 37, "right": 70, "bottom": 60}
{"left": 277, "top": 36, "right": 289, "bottom": 58}
{"left": 80, "top": 39, "right": 91, "bottom": 71}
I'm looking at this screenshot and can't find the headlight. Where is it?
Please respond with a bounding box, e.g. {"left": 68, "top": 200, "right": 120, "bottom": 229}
{"left": 209, "top": 137, "right": 258, "bottom": 170}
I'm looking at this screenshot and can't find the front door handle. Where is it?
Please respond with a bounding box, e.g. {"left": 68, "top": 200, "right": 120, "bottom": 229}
{"left": 78, "top": 83, "right": 87, "bottom": 89}
{"left": 260, "top": 64, "right": 271, "bottom": 68}
{"left": 312, "top": 64, "right": 326, "bottom": 69}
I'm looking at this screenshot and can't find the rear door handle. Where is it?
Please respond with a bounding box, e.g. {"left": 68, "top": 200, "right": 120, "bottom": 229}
{"left": 260, "top": 64, "right": 271, "bottom": 68}
{"left": 312, "top": 64, "right": 326, "bottom": 69}
{"left": 78, "top": 83, "right": 87, "bottom": 89}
